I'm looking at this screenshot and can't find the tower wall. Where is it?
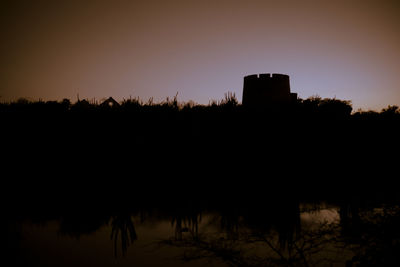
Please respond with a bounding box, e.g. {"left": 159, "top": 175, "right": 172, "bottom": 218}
{"left": 242, "top": 73, "right": 293, "bottom": 107}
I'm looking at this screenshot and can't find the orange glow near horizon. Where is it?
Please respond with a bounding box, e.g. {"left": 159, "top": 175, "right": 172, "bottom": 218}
{"left": 1, "top": 0, "right": 400, "bottom": 111}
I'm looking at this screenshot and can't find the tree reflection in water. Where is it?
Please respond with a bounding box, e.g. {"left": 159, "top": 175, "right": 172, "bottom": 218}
{"left": 160, "top": 203, "right": 344, "bottom": 267}
{"left": 15, "top": 199, "right": 400, "bottom": 265}
{"left": 171, "top": 209, "right": 201, "bottom": 241}
{"left": 110, "top": 213, "right": 137, "bottom": 257}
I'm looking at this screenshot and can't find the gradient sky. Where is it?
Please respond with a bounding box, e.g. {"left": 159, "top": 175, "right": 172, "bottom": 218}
{"left": 1, "top": 0, "right": 399, "bottom": 110}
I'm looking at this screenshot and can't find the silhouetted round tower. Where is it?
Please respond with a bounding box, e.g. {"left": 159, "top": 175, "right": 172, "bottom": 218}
{"left": 242, "top": 73, "right": 297, "bottom": 107}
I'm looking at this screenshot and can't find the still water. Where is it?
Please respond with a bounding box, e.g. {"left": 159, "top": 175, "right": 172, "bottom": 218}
{"left": 9, "top": 201, "right": 379, "bottom": 267}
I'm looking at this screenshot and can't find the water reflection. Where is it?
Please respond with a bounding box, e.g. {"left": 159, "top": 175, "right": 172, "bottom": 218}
{"left": 110, "top": 213, "right": 137, "bottom": 257}
{"left": 161, "top": 202, "right": 343, "bottom": 267}
{"left": 7, "top": 199, "right": 400, "bottom": 266}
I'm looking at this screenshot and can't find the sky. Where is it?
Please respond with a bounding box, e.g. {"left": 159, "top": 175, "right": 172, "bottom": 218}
{"left": 1, "top": 0, "right": 400, "bottom": 111}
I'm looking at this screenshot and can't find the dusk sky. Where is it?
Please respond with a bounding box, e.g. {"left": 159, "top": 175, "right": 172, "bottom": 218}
{"left": 1, "top": 0, "right": 399, "bottom": 111}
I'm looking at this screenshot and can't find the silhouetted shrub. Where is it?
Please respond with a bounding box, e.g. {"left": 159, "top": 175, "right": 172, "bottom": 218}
{"left": 382, "top": 105, "right": 399, "bottom": 114}
{"left": 318, "top": 98, "right": 352, "bottom": 117}
{"left": 298, "top": 96, "right": 352, "bottom": 118}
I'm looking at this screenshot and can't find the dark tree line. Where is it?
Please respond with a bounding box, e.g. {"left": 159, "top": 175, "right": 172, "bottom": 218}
{"left": 1, "top": 94, "right": 399, "bottom": 123}
{"left": 1, "top": 93, "right": 399, "bottom": 207}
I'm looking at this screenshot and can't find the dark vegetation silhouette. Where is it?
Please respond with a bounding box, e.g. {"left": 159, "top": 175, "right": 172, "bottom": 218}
{"left": 3, "top": 90, "right": 400, "bottom": 266}
{"left": 2, "top": 94, "right": 399, "bottom": 202}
